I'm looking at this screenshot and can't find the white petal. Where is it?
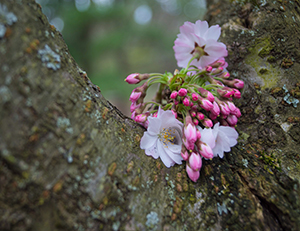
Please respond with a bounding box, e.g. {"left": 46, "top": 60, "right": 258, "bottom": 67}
{"left": 200, "top": 128, "right": 215, "bottom": 148}
{"left": 203, "top": 25, "right": 221, "bottom": 40}
{"left": 147, "top": 116, "right": 161, "bottom": 135}
{"left": 204, "top": 40, "right": 228, "bottom": 58}
{"left": 157, "top": 140, "right": 175, "bottom": 168}
{"left": 145, "top": 142, "right": 159, "bottom": 159}
{"left": 140, "top": 132, "right": 157, "bottom": 150}
{"left": 194, "top": 20, "right": 208, "bottom": 37}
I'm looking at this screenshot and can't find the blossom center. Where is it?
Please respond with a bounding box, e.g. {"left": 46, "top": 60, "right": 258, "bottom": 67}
{"left": 158, "top": 127, "right": 178, "bottom": 147}
{"left": 191, "top": 42, "right": 208, "bottom": 60}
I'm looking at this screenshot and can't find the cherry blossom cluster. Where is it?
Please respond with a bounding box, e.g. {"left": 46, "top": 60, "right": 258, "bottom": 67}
{"left": 125, "top": 20, "right": 243, "bottom": 182}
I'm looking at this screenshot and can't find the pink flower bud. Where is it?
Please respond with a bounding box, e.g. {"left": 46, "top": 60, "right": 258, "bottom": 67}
{"left": 210, "top": 58, "right": 226, "bottom": 68}
{"left": 190, "top": 111, "right": 196, "bottom": 117}
{"left": 189, "top": 152, "right": 202, "bottom": 171}
{"left": 196, "top": 141, "right": 214, "bottom": 159}
{"left": 131, "top": 111, "right": 136, "bottom": 120}
{"left": 170, "top": 91, "right": 178, "bottom": 99}
{"left": 221, "top": 72, "right": 230, "bottom": 78}
{"left": 233, "top": 108, "right": 241, "bottom": 118}
{"left": 197, "top": 112, "right": 205, "bottom": 120}
{"left": 129, "top": 91, "right": 142, "bottom": 102}
{"left": 233, "top": 79, "right": 244, "bottom": 89}
{"left": 184, "top": 123, "right": 197, "bottom": 144}
{"left": 206, "top": 66, "right": 213, "bottom": 72}
{"left": 202, "top": 118, "right": 213, "bottom": 128}
{"left": 233, "top": 89, "right": 241, "bottom": 99}
{"left": 210, "top": 101, "right": 220, "bottom": 116}
{"left": 218, "top": 101, "right": 230, "bottom": 116}
{"left": 125, "top": 73, "right": 140, "bottom": 84}
{"left": 227, "top": 114, "right": 238, "bottom": 126}
{"left": 193, "top": 118, "right": 199, "bottom": 126}
{"left": 135, "top": 113, "right": 148, "bottom": 123}
{"left": 183, "top": 97, "right": 190, "bottom": 107}
{"left": 181, "top": 150, "right": 190, "bottom": 161}
{"left": 227, "top": 101, "right": 237, "bottom": 113}
{"left": 217, "top": 87, "right": 234, "bottom": 98}
{"left": 186, "top": 164, "right": 200, "bottom": 182}
{"left": 183, "top": 138, "right": 194, "bottom": 151}
{"left": 174, "top": 100, "right": 179, "bottom": 105}
{"left": 192, "top": 93, "right": 200, "bottom": 101}
{"left": 199, "top": 98, "right": 214, "bottom": 111}
{"left": 212, "top": 66, "right": 224, "bottom": 75}
{"left": 198, "top": 88, "right": 215, "bottom": 102}
{"left": 178, "top": 88, "right": 188, "bottom": 97}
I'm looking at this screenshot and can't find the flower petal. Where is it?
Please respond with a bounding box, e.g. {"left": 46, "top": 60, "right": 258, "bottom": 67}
{"left": 157, "top": 140, "right": 175, "bottom": 168}
{"left": 140, "top": 132, "right": 157, "bottom": 150}
{"left": 203, "top": 25, "right": 221, "bottom": 40}
{"left": 145, "top": 142, "right": 159, "bottom": 159}
{"left": 147, "top": 116, "right": 161, "bottom": 135}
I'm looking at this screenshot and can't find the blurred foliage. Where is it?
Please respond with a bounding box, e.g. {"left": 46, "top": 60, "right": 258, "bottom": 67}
{"left": 36, "top": 0, "right": 206, "bottom": 114}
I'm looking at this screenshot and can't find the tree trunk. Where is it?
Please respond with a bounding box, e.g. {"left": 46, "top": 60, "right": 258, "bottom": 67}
{"left": 1, "top": 0, "right": 300, "bottom": 230}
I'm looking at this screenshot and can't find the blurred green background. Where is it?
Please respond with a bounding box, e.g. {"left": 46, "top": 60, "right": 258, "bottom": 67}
{"left": 36, "top": 0, "right": 207, "bottom": 115}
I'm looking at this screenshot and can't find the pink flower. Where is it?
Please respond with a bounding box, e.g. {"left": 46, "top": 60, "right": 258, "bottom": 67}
{"left": 186, "top": 164, "right": 200, "bottom": 182}
{"left": 140, "top": 108, "right": 183, "bottom": 168}
{"left": 173, "top": 20, "right": 228, "bottom": 69}
{"left": 130, "top": 102, "right": 141, "bottom": 113}
{"left": 135, "top": 113, "right": 148, "bottom": 123}
{"left": 178, "top": 88, "right": 188, "bottom": 97}
{"left": 188, "top": 152, "right": 202, "bottom": 171}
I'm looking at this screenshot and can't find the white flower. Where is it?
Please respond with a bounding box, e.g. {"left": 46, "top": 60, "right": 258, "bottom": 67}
{"left": 198, "top": 122, "right": 238, "bottom": 158}
{"left": 140, "top": 108, "right": 183, "bottom": 167}
{"left": 173, "top": 20, "right": 228, "bottom": 69}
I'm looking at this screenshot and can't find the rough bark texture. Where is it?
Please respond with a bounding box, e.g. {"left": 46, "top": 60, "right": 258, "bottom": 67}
{"left": 1, "top": 0, "right": 300, "bottom": 230}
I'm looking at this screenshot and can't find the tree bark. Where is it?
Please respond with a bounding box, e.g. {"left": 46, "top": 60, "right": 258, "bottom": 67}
{"left": 1, "top": 0, "right": 300, "bottom": 230}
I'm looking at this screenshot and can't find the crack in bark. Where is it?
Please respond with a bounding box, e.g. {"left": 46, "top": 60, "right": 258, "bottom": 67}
{"left": 237, "top": 171, "right": 286, "bottom": 231}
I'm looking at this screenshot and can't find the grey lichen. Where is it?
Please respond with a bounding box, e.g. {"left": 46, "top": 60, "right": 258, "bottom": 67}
{"left": 217, "top": 202, "right": 228, "bottom": 215}
{"left": 38, "top": 45, "right": 61, "bottom": 70}
{"left": 145, "top": 211, "right": 159, "bottom": 230}
{"left": 0, "top": 85, "right": 12, "bottom": 104}
{"left": 0, "top": 3, "right": 17, "bottom": 38}
{"left": 283, "top": 84, "right": 299, "bottom": 108}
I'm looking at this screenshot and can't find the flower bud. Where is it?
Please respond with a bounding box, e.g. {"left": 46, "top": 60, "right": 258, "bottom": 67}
{"left": 206, "top": 66, "right": 213, "bottom": 72}
{"left": 233, "top": 89, "right": 241, "bottom": 99}
{"left": 192, "top": 92, "right": 200, "bottom": 101}
{"left": 217, "top": 87, "right": 234, "bottom": 98}
{"left": 197, "top": 112, "right": 205, "bottom": 120}
{"left": 233, "top": 79, "right": 244, "bottom": 89}
{"left": 135, "top": 113, "right": 149, "bottom": 123}
{"left": 125, "top": 73, "right": 140, "bottom": 84}
{"left": 202, "top": 118, "right": 213, "bottom": 128}
{"left": 129, "top": 91, "right": 142, "bottom": 102}
{"left": 227, "top": 114, "right": 238, "bottom": 126}
{"left": 198, "top": 87, "right": 214, "bottom": 102}
{"left": 186, "top": 164, "right": 200, "bottom": 182}
{"left": 196, "top": 140, "right": 214, "bottom": 159}
{"left": 170, "top": 91, "right": 178, "bottom": 99}
{"left": 189, "top": 152, "right": 202, "bottom": 171}
{"left": 199, "top": 98, "right": 214, "bottom": 111}
{"left": 183, "top": 97, "right": 190, "bottom": 107}
{"left": 181, "top": 150, "right": 190, "bottom": 161}
{"left": 192, "top": 118, "right": 199, "bottom": 126}
{"left": 210, "top": 101, "right": 220, "bottom": 116}
{"left": 178, "top": 88, "right": 188, "bottom": 97}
